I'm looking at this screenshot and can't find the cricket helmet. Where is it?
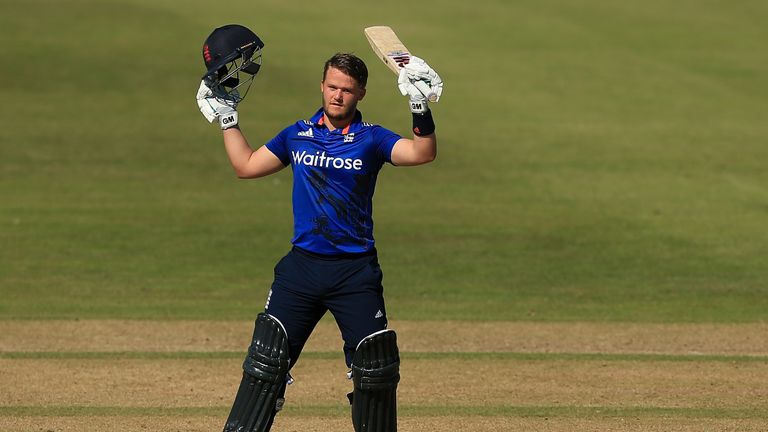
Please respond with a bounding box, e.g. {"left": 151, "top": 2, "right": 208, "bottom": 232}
{"left": 202, "top": 24, "right": 264, "bottom": 102}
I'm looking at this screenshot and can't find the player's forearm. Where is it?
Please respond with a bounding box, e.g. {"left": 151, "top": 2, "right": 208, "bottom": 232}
{"left": 407, "top": 108, "right": 437, "bottom": 164}
{"left": 411, "top": 133, "right": 437, "bottom": 164}
{"left": 222, "top": 127, "right": 259, "bottom": 177}
{"left": 222, "top": 128, "right": 286, "bottom": 179}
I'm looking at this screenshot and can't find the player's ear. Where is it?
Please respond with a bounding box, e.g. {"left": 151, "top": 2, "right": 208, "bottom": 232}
{"left": 359, "top": 87, "right": 366, "bottom": 100}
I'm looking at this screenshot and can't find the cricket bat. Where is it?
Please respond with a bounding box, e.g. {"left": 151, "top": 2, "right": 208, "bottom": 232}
{"left": 364, "top": 26, "right": 438, "bottom": 102}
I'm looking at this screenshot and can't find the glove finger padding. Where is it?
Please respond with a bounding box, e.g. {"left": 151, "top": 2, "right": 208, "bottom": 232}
{"left": 198, "top": 96, "right": 237, "bottom": 123}
{"left": 196, "top": 80, "right": 214, "bottom": 100}
{"left": 432, "top": 83, "right": 443, "bottom": 101}
{"left": 398, "top": 68, "right": 428, "bottom": 114}
{"left": 196, "top": 80, "right": 239, "bottom": 128}
{"left": 413, "top": 80, "right": 433, "bottom": 99}
{"left": 403, "top": 56, "right": 443, "bottom": 103}
{"left": 197, "top": 98, "right": 219, "bottom": 123}
{"left": 404, "top": 56, "right": 431, "bottom": 74}
{"left": 428, "top": 70, "right": 443, "bottom": 102}
{"left": 397, "top": 68, "right": 412, "bottom": 96}
{"left": 398, "top": 68, "right": 427, "bottom": 100}
{"left": 404, "top": 56, "right": 435, "bottom": 81}
{"left": 402, "top": 83, "right": 428, "bottom": 105}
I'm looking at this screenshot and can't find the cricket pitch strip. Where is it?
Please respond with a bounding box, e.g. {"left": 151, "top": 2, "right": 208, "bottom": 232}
{"left": 2, "top": 320, "right": 767, "bottom": 431}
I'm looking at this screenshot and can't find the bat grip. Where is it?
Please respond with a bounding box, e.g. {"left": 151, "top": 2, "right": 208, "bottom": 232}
{"left": 413, "top": 80, "right": 437, "bottom": 102}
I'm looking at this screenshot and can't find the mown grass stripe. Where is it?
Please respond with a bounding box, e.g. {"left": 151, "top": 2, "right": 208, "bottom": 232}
{"left": 0, "top": 351, "right": 245, "bottom": 360}
{"left": 1, "top": 351, "right": 767, "bottom": 363}
{"left": 0, "top": 405, "right": 765, "bottom": 419}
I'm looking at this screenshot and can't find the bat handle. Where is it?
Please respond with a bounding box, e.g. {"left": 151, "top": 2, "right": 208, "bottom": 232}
{"left": 413, "top": 80, "right": 438, "bottom": 103}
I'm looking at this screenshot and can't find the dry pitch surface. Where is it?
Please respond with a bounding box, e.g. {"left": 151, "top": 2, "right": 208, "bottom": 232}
{"left": 2, "top": 320, "right": 768, "bottom": 431}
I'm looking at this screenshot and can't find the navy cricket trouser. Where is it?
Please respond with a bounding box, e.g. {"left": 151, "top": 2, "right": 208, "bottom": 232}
{"left": 264, "top": 246, "right": 389, "bottom": 368}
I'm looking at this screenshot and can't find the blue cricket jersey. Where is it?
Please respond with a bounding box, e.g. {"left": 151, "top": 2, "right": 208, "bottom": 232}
{"left": 265, "top": 108, "right": 401, "bottom": 255}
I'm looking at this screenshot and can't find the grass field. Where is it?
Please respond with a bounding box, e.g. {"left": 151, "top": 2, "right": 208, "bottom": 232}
{"left": 1, "top": 0, "right": 767, "bottom": 430}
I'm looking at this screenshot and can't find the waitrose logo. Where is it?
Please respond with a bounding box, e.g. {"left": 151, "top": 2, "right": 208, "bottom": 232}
{"left": 291, "top": 150, "right": 363, "bottom": 171}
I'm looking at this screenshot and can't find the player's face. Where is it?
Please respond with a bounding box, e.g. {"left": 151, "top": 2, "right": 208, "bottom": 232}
{"left": 321, "top": 67, "right": 366, "bottom": 122}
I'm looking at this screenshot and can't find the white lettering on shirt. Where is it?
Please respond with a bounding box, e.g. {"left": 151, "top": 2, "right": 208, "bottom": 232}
{"left": 291, "top": 150, "right": 363, "bottom": 171}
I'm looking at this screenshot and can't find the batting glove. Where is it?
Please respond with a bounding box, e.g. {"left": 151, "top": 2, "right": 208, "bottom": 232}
{"left": 399, "top": 69, "right": 428, "bottom": 114}
{"left": 397, "top": 56, "right": 443, "bottom": 114}
{"left": 196, "top": 80, "right": 239, "bottom": 129}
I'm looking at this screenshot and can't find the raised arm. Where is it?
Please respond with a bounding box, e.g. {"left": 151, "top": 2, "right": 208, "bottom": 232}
{"left": 222, "top": 127, "right": 285, "bottom": 178}
{"left": 391, "top": 133, "right": 436, "bottom": 166}
{"left": 196, "top": 80, "right": 285, "bottom": 179}
{"left": 390, "top": 56, "right": 442, "bottom": 167}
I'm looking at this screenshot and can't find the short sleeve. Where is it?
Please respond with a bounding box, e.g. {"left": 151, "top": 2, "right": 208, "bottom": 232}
{"left": 265, "top": 127, "right": 292, "bottom": 166}
{"left": 371, "top": 126, "right": 401, "bottom": 164}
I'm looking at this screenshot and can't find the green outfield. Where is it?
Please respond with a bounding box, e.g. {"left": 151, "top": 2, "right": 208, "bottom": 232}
{"left": 1, "top": 1, "right": 768, "bottom": 429}
{"left": 2, "top": 0, "right": 768, "bottom": 322}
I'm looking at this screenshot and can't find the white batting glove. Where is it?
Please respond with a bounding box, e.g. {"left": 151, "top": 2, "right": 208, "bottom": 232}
{"left": 196, "top": 80, "right": 239, "bottom": 129}
{"left": 397, "top": 56, "right": 443, "bottom": 112}
{"left": 398, "top": 68, "right": 429, "bottom": 114}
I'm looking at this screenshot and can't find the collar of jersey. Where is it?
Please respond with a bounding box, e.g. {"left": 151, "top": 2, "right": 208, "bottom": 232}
{"left": 309, "top": 108, "right": 363, "bottom": 135}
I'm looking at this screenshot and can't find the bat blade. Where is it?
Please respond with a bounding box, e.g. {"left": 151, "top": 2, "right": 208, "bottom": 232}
{"left": 364, "top": 26, "right": 437, "bottom": 102}
{"left": 364, "top": 26, "right": 410, "bottom": 74}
